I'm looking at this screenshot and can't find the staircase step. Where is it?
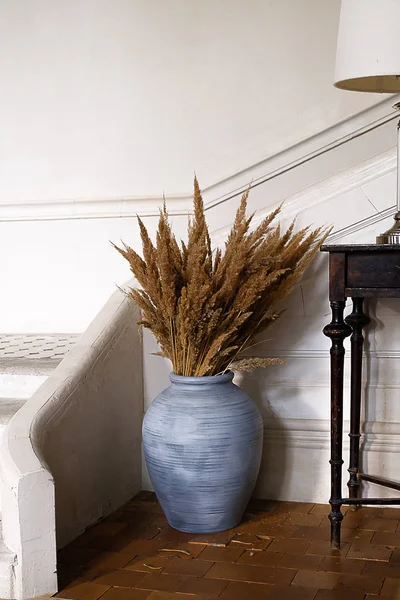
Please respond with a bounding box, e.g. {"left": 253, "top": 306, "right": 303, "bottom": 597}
{"left": 0, "top": 333, "right": 80, "bottom": 368}
{"left": 0, "top": 334, "right": 80, "bottom": 399}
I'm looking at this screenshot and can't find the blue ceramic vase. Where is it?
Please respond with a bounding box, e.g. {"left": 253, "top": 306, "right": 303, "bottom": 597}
{"left": 142, "top": 371, "right": 264, "bottom": 533}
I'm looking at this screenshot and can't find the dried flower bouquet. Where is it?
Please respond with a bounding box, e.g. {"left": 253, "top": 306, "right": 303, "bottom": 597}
{"left": 114, "top": 178, "right": 328, "bottom": 376}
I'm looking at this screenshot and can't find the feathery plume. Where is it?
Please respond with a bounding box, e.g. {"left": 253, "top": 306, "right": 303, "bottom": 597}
{"left": 113, "top": 178, "right": 329, "bottom": 376}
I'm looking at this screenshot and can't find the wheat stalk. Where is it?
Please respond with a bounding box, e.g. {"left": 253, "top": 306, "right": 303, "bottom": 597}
{"left": 114, "top": 177, "right": 330, "bottom": 376}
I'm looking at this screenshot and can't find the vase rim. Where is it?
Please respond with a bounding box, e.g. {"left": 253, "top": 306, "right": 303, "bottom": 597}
{"left": 169, "top": 371, "right": 234, "bottom": 384}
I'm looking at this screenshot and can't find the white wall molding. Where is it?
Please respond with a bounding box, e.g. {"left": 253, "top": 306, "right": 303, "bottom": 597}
{"left": 210, "top": 146, "right": 396, "bottom": 245}
{"left": 264, "top": 418, "right": 400, "bottom": 451}
{"left": 257, "top": 417, "right": 400, "bottom": 502}
{"left": 244, "top": 348, "right": 400, "bottom": 360}
{"left": 0, "top": 97, "right": 397, "bottom": 223}
{"left": 327, "top": 206, "right": 396, "bottom": 242}
{"left": 202, "top": 96, "right": 398, "bottom": 209}
{"left": 0, "top": 196, "right": 190, "bottom": 223}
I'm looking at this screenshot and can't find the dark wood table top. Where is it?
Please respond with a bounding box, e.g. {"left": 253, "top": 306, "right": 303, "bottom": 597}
{"left": 321, "top": 244, "right": 400, "bottom": 252}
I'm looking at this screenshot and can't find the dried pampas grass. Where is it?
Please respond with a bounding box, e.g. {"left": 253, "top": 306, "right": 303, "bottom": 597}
{"left": 114, "top": 177, "right": 329, "bottom": 376}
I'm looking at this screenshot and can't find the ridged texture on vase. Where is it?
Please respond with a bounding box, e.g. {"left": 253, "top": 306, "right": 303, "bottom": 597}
{"left": 142, "top": 372, "right": 263, "bottom": 533}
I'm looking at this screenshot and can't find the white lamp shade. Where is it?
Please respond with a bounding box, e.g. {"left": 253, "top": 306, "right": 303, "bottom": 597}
{"left": 334, "top": 0, "right": 400, "bottom": 93}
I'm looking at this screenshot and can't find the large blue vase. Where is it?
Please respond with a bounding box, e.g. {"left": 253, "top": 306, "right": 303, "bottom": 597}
{"left": 142, "top": 371, "right": 264, "bottom": 533}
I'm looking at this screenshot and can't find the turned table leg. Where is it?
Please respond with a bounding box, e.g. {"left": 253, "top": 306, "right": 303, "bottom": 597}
{"left": 345, "top": 298, "right": 370, "bottom": 501}
{"left": 323, "top": 301, "right": 352, "bottom": 549}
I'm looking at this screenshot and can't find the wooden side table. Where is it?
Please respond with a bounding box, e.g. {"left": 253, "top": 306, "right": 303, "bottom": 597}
{"left": 321, "top": 244, "right": 400, "bottom": 549}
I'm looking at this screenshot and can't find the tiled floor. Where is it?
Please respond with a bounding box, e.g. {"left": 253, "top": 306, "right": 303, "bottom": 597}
{"left": 56, "top": 492, "right": 400, "bottom": 600}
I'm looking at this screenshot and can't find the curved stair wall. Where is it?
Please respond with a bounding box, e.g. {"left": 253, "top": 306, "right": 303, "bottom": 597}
{"left": 0, "top": 285, "right": 142, "bottom": 599}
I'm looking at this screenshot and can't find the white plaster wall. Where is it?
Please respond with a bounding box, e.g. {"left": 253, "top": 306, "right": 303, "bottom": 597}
{"left": 0, "top": 0, "right": 380, "bottom": 202}
{"left": 0, "top": 98, "right": 396, "bottom": 335}
{"left": 0, "top": 215, "right": 188, "bottom": 333}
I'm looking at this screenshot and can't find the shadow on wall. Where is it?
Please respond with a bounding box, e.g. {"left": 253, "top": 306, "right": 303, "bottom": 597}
{"left": 238, "top": 254, "right": 331, "bottom": 502}
{"left": 239, "top": 367, "right": 322, "bottom": 503}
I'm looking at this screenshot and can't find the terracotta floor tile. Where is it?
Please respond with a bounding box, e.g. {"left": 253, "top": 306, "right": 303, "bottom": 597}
{"left": 278, "top": 552, "right": 324, "bottom": 570}
{"left": 273, "top": 502, "right": 315, "bottom": 514}
{"left": 177, "top": 574, "right": 230, "bottom": 596}
{"left": 266, "top": 538, "right": 310, "bottom": 555}
{"left": 118, "top": 540, "right": 164, "bottom": 556}
{"left": 391, "top": 548, "right": 400, "bottom": 563}
{"left": 235, "top": 513, "right": 288, "bottom": 535}
{"left": 145, "top": 593, "right": 203, "bottom": 600}
{"left": 58, "top": 548, "right": 102, "bottom": 567}
{"left": 372, "top": 530, "right": 400, "bottom": 547}
{"left": 67, "top": 524, "right": 126, "bottom": 551}
{"left": 188, "top": 531, "right": 235, "bottom": 547}
{"left": 309, "top": 504, "right": 331, "bottom": 516}
{"left": 108, "top": 530, "right": 158, "bottom": 552}
{"left": 127, "top": 527, "right": 163, "bottom": 542}
{"left": 252, "top": 524, "right": 297, "bottom": 539}
{"left": 88, "top": 522, "right": 128, "bottom": 539}
{"left": 93, "top": 569, "right": 146, "bottom": 587}
{"left": 161, "top": 541, "right": 206, "bottom": 558}
{"left": 362, "top": 560, "right": 400, "bottom": 578}
{"left": 220, "top": 581, "right": 316, "bottom": 600}
{"left": 284, "top": 514, "right": 324, "bottom": 528}
{"left": 346, "top": 542, "right": 392, "bottom": 562}
{"left": 204, "top": 561, "right": 295, "bottom": 585}
{"left": 198, "top": 545, "right": 244, "bottom": 562}
{"left": 341, "top": 528, "right": 374, "bottom": 544}
{"left": 230, "top": 532, "right": 271, "bottom": 551}
{"left": 58, "top": 563, "right": 84, "bottom": 589}
{"left": 358, "top": 517, "right": 398, "bottom": 532}
{"left": 56, "top": 497, "right": 400, "bottom": 600}
{"left": 110, "top": 511, "right": 155, "bottom": 530}
{"left": 314, "top": 590, "right": 365, "bottom": 600}
{"left": 257, "top": 512, "right": 290, "bottom": 526}
{"left": 354, "top": 506, "right": 399, "bottom": 519}
{"left": 319, "top": 556, "right": 365, "bottom": 574}
{"left": 81, "top": 552, "right": 132, "bottom": 580}
{"left": 292, "top": 569, "right": 382, "bottom": 592}
{"left": 147, "top": 516, "right": 168, "bottom": 529}
{"left": 310, "top": 504, "right": 346, "bottom": 516}
{"left": 376, "top": 507, "right": 400, "bottom": 520}
{"left": 309, "top": 504, "right": 349, "bottom": 516}
{"left": 232, "top": 519, "right": 263, "bottom": 534}
{"left": 247, "top": 498, "right": 279, "bottom": 513}
{"left": 152, "top": 528, "right": 194, "bottom": 545}
{"left": 339, "top": 511, "right": 364, "bottom": 529}
{"left": 237, "top": 550, "right": 283, "bottom": 567}
{"left": 100, "top": 589, "right": 150, "bottom": 600}
{"left": 124, "top": 556, "right": 170, "bottom": 573}
{"left": 293, "top": 526, "right": 372, "bottom": 544}
{"left": 292, "top": 526, "right": 329, "bottom": 542}
{"left": 381, "top": 576, "right": 400, "bottom": 597}
{"left": 60, "top": 581, "right": 111, "bottom": 600}
{"left": 162, "top": 558, "right": 214, "bottom": 577}
{"left": 305, "top": 541, "right": 350, "bottom": 557}
{"left": 134, "top": 572, "right": 189, "bottom": 592}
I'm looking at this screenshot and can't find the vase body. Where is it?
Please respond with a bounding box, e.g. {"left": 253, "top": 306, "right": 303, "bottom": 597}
{"left": 142, "top": 371, "right": 263, "bottom": 533}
